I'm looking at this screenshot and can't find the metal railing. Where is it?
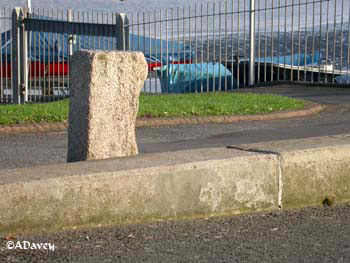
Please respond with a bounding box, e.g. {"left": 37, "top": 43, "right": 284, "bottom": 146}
{"left": 131, "top": 0, "right": 349, "bottom": 94}
{"left": 6, "top": 8, "right": 129, "bottom": 103}
{"left": 0, "top": 8, "right": 12, "bottom": 103}
{"left": 1, "top": 0, "right": 349, "bottom": 104}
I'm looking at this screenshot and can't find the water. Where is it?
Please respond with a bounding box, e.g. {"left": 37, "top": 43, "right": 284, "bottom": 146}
{"left": 1, "top": 0, "right": 348, "bottom": 64}
{"left": 0, "top": 0, "right": 348, "bottom": 27}
{"left": 1, "top": 0, "right": 348, "bottom": 36}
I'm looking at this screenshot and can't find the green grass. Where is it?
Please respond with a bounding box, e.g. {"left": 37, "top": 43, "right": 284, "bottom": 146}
{"left": 139, "top": 92, "right": 305, "bottom": 118}
{"left": 0, "top": 99, "right": 69, "bottom": 125}
{"left": 0, "top": 92, "right": 306, "bottom": 125}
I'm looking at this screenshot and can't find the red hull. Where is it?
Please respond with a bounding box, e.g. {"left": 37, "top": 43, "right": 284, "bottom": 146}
{"left": 1, "top": 61, "right": 69, "bottom": 78}
{"left": 1, "top": 60, "right": 192, "bottom": 78}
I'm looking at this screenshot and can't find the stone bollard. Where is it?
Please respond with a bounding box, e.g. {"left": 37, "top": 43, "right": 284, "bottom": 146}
{"left": 67, "top": 50, "right": 148, "bottom": 162}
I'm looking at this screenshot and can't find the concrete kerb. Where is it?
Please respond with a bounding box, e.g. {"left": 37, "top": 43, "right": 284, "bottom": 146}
{"left": 0, "top": 148, "right": 280, "bottom": 234}
{"left": 0, "top": 135, "right": 349, "bottom": 234}
{"left": 232, "top": 134, "right": 350, "bottom": 209}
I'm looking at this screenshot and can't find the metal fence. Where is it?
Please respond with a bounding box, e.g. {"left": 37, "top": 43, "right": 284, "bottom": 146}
{"left": 0, "top": 8, "right": 12, "bottom": 103}
{"left": 132, "top": 0, "right": 349, "bottom": 94}
{"left": 2, "top": 8, "right": 127, "bottom": 103}
{"left": 1, "top": 0, "right": 349, "bottom": 104}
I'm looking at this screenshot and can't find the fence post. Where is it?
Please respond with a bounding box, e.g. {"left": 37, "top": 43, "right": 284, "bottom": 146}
{"left": 22, "top": 8, "right": 28, "bottom": 103}
{"left": 116, "top": 13, "right": 130, "bottom": 51}
{"left": 12, "top": 7, "right": 27, "bottom": 104}
{"left": 67, "top": 9, "right": 73, "bottom": 57}
{"left": 249, "top": 0, "right": 256, "bottom": 86}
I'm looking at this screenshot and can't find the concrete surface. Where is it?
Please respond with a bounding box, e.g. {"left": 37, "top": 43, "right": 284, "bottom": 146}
{"left": 68, "top": 51, "right": 148, "bottom": 162}
{"left": 0, "top": 135, "right": 349, "bottom": 234}
{"left": 1, "top": 204, "right": 350, "bottom": 262}
{"left": 1, "top": 86, "right": 350, "bottom": 170}
{"left": 229, "top": 134, "right": 350, "bottom": 209}
{"left": 282, "top": 147, "right": 350, "bottom": 209}
{"left": 0, "top": 147, "right": 279, "bottom": 234}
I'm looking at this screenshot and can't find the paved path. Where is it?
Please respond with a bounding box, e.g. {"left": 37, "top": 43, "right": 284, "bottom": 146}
{"left": 1, "top": 204, "right": 350, "bottom": 262}
{"left": 1, "top": 86, "right": 350, "bottom": 170}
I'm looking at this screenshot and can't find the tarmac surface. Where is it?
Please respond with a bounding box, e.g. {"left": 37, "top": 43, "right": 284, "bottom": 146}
{"left": 1, "top": 85, "right": 350, "bottom": 170}
{"left": 1, "top": 204, "right": 350, "bottom": 262}
{"left": 1, "top": 85, "right": 350, "bottom": 262}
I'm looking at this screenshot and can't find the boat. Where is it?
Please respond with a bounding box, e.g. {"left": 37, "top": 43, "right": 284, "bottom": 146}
{"left": 225, "top": 51, "right": 348, "bottom": 84}
{"left": 1, "top": 29, "right": 195, "bottom": 79}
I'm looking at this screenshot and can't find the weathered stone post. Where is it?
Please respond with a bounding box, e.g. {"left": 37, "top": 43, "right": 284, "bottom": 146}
{"left": 67, "top": 51, "right": 148, "bottom": 162}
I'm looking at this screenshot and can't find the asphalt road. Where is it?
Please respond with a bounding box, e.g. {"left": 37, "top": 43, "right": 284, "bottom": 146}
{"left": 1, "top": 85, "right": 350, "bottom": 262}
{"left": 1, "top": 204, "right": 350, "bottom": 262}
{"left": 1, "top": 85, "right": 350, "bottom": 170}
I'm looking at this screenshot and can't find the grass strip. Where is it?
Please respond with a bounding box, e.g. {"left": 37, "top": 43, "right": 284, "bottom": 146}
{"left": 0, "top": 92, "right": 305, "bottom": 125}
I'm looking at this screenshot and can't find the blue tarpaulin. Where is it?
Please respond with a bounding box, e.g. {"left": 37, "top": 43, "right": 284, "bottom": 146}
{"left": 156, "top": 63, "right": 237, "bottom": 93}
{"left": 255, "top": 51, "right": 320, "bottom": 66}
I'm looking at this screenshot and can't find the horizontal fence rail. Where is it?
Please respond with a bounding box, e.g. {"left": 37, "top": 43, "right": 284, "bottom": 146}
{"left": 1, "top": 0, "right": 349, "bottom": 104}
{"left": 25, "top": 19, "right": 118, "bottom": 36}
